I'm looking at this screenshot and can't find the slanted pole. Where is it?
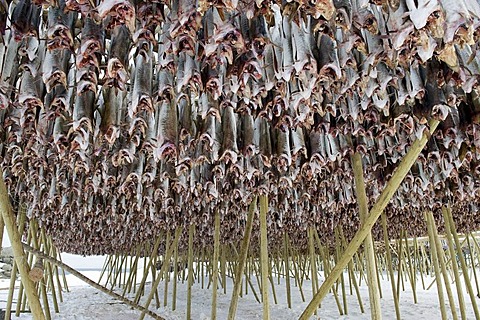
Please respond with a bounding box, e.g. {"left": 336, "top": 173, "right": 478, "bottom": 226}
{"left": 0, "top": 169, "right": 46, "bottom": 320}
{"left": 211, "top": 209, "right": 221, "bottom": 320}
{"left": 228, "top": 197, "right": 257, "bottom": 320}
{"left": 299, "top": 119, "right": 439, "bottom": 320}
{"left": 259, "top": 194, "right": 271, "bottom": 320}
{"left": 352, "top": 152, "right": 382, "bottom": 319}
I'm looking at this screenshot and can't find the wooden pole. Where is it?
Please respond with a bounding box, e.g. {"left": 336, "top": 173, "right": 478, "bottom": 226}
{"left": 163, "top": 232, "right": 171, "bottom": 307}
{"left": 403, "top": 231, "right": 417, "bottom": 304}
{"left": 211, "top": 209, "right": 221, "bottom": 320}
{"left": 427, "top": 211, "right": 458, "bottom": 320}
{"left": 123, "top": 245, "right": 141, "bottom": 297}
{"left": 308, "top": 228, "right": 318, "bottom": 315}
{"left": 268, "top": 263, "right": 278, "bottom": 305}
{"left": 373, "top": 248, "right": 383, "bottom": 298}
{"left": 172, "top": 233, "right": 179, "bottom": 310}
{"left": 425, "top": 211, "right": 448, "bottom": 320}
{"left": 29, "top": 220, "right": 51, "bottom": 320}
{"left": 333, "top": 228, "right": 348, "bottom": 315}
{"left": 284, "top": 233, "right": 292, "bottom": 308}
{"left": 186, "top": 224, "right": 195, "bottom": 320}
{"left": 0, "top": 215, "right": 4, "bottom": 254}
{"left": 6, "top": 207, "right": 28, "bottom": 320}
{"left": 98, "top": 255, "right": 112, "bottom": 284}
{"left": 221, "top": 244, "right": 227, "bottom": 294}
{"left": 395, "top": 234, "right": 404, "bottom": 299}
{"left": 41, "top": 230, "right": 60, "bottom": 310}
{"left": 352, "top": 152, "right": 382, "bottom": 319}
{"left": 227, "top": 198, "right": 257, "bottom": 320}
{"left": 134, "top": 236, "right": 162, "bottom": 304}
{"left": 381, "top": 212, "right": 401, "bottom": 319}
{"left": 466, "top": 234, "right": 480, "bottom": 297}
{"left": 289, "top": 239, "right": 305, "bottom": 302}
{"left": 0, "top": 171, "right": 45, "bottom": 320}
{"left": 299, "top": 119, "right": 439, "bottom": 320}
{"left": 444, "top": 207, "right": 480, "bottom": 319}
{"left": 339, "top": 228, "right": 364, "bottom": 313}
{"left": 259, "top": 194, "right": 271, "bottom": 320}
{"left": 139, "top": 228, "right": 181, "bottom": 320}
{"left": 442, "top": 207, "right": 467, "bottom": 320}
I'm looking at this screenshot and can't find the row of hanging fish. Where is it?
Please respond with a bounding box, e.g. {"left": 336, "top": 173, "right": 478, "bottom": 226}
{"left": 0, "top": 0, "right": 480, "bottom": 254}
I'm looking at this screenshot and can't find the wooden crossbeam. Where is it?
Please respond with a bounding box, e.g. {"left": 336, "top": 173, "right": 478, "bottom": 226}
{"left": 299, "top": 119, "right": 439, "bottom": 319}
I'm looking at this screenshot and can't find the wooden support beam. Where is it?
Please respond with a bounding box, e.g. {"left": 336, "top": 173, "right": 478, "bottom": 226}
{"left": 351, "top": 152, "right": 382, "bottom": 319}
{"left": 259, "top": 194, "right": 270, "bottom": 320}
{"left": 299, "top": 119, "right": 439, "bottom": 320}
{"left": 228, "top": 198, "right": 257, "bottom": 320}
{"left": 0, "top": 169, "right": 46, "bottom": 320}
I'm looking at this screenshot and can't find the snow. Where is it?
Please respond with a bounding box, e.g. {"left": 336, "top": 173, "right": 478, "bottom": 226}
{"left": 0, "top": 260, "right": 477, "bottom": 320}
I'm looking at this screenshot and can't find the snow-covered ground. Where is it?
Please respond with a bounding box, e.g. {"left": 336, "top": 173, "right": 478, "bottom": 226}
{"left": 0, "top": 256, "right": 477, "bottom": 320}
{"left": 1, "top": 237, "right": 478, "bottom": 319}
